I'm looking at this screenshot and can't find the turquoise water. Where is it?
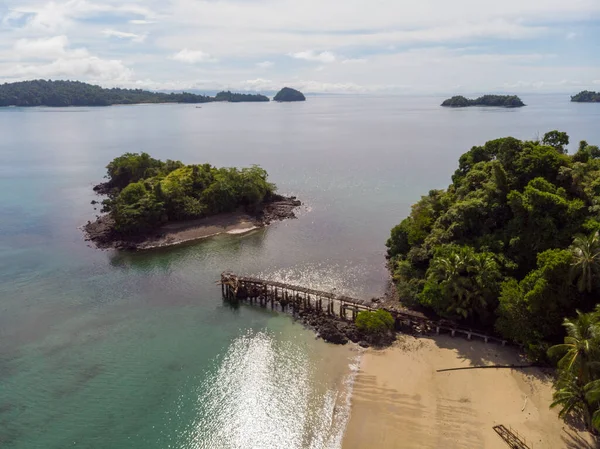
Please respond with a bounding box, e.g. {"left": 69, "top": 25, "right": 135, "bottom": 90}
{"left": 1, "top": 95, "right": 599, "bottom": 448}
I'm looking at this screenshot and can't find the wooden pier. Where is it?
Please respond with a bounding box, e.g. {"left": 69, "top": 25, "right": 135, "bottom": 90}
{"left": 220, "top": 272, "right": 508, "bottom": 346}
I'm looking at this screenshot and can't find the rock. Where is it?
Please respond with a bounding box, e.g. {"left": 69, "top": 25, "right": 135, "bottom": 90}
{"left": 318, "top": 322, "right": 349, "bottom": 345}
{"left": 358, "top": 341, "right": 370, "bottom": 348}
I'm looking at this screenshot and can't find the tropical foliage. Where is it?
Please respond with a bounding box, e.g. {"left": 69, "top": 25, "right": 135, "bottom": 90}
{"left": 386, "top": 131, "right": 600, "bottom": 430}
{"left": 355, "top": 310, "right": 395, "bottom": 343}
{"left": 387, "top": 132, "right": 600, "bottom": 346}
{"left": 441, "top": 95, "right": 525, "bottom": 108}
{"left": 548, "top": 309, "right": 600, "bottom": 432}
{"left": 101, "top": 153, "right": 276, "bottom": 234}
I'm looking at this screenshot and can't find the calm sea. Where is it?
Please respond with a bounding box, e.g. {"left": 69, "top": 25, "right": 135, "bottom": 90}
{"left": 1, "top": 94, "right": 599, "bottom": 449}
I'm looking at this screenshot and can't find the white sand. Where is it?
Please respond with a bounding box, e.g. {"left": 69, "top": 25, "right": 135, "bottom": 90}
{"left": 342, "top": 335, "right": 596, "bottom": 449}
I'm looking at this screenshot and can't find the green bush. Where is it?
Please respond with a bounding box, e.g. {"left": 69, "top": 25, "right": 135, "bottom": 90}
{"left": 355, "top": 310, "right": 395, "bottom": 337}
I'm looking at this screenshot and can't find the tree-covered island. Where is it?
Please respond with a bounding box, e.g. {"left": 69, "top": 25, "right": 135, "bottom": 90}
{"left": 0, "top": 80, "right": 270, "bottom": 107}
{"left": 571, "top": 91, "right": 600, "bottom": 103}
{"left": 85, "top": 153, "right": 300, "bottom": 249}
{"left": 441, "top": 95, "right": 525, "bottom": 108}
{"left": 386, "top": 130, "right": 600, "bottom": 432}
{"left": 273, "top": 87, "right": 306, "bottom": 102}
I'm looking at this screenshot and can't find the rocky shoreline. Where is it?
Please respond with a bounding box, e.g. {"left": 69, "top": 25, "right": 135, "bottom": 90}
{"left": 84, "top": 194, "right": 302, "bottom": 250}
{"left": 295, "top": 303, "right": 431, "bottom": 348}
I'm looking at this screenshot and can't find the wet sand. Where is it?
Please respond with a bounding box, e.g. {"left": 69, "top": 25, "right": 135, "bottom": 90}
{"left": 137, "top": 212, "right": 259, "bottom": 249}
{"left": 342, "top": 335, "right": 596, "bottom": 449}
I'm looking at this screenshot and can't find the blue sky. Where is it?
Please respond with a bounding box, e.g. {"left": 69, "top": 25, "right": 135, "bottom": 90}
{"left": 0, "top": 0, "right": 599, "bottom": 93}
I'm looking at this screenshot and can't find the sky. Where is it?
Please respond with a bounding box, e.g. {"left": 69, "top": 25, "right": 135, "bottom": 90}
{"left": 1, "top": 0, "right": 600, "bottom": 94}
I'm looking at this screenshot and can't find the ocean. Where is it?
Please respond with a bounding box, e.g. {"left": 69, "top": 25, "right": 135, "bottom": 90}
{"left": 1, "top": 94, "right": 599, "bottom": 448}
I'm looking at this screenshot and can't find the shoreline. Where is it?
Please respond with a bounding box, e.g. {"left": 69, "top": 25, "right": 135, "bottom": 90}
{"left": 84, "top": 196, "right": 301, "bottom": 250}
{"left": 340, "top": 335, "right": 596, "bottom": 449}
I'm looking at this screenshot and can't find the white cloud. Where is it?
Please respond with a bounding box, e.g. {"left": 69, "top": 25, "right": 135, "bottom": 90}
{"left": 566, "top": 32, "right": 577, "bottom": 40}
{"left": 342, "top": 58, "right": 367, "bottom": 64}
{"left": 129, "top": 19, "right": 156, "bottom": 25}
{"left": 171, "top": 49, "right": 216, "bottom": 63}
{"left": 102, "top": 29, "right": 146, "bottom": 43}
{"left": 13, "top": 35, "right": 89, "bottom": 60}
{"left": 290, "top": 51, "right": 337, "bottom": 63}
{"left": 1, "top": 57, "right": 132, "bottom": 82}
{"left": 256, "top": 61, "right": 274, "bottom": 68}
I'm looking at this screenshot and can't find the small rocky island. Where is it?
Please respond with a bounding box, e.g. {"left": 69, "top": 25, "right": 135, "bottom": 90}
{"left": 85, "top": 153, "right": 300, "bottom": 250}
{"left": 273, "top": 87, "right": 306, "bottom": 102}
{"left": 441, "top": 94, "right": 525, "bottom": 108}
{"left": 571, "top": 90, "right": 600, "bottom": 103}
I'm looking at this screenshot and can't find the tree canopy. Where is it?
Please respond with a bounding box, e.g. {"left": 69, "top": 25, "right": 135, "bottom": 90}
{"left": 0, "top": 80, "right": 270, "bottom": 107}
{"left": 441, "top": 95, "right": 525, "bottom": 108}
{"left": 571, "top": 91, "right": 600, "bottom": 103}
{"left": 214, "top": 91, "right": 269, "bottom": 102}
{"left": 386, "top": 131, "right": 600, "bottom": 358}
{"left": 100, "top": 153, "right": 276, "bottom": 234}
{"left": 273, "top": 87, "right": 306, "bottom": 102}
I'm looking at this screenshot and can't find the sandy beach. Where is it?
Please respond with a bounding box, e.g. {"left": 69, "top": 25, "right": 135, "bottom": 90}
{"left": 342, "top": 335, "right": 597, "bottom": 449}
{"left": 136, "top": 212, "right": 259, "bottom": 249}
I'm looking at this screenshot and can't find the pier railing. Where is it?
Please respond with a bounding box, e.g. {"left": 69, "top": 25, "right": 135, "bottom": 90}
{"left": 219, "top": 272, "right": 508, "bottom": 346}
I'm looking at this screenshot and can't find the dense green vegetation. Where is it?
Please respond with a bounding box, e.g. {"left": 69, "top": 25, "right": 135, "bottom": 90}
{"left": 355, "top": 310, "right": 395, "bottom": 344}
{"left": 100, "top": 153, "right": 276, "bottom": 234}
{"left": 0, "top": 80, "right": 271, "bottom": 107}
{"left": 386, "top": 131, "right": 600, "bottom": 353}
{"left": 273, "top": 87, "right": 306, "bottom": 102}
{"left": 386, "top": 130, "right": 600, "bottom": 429}
{"left": 548, "top": 308, "right": 600, "bottom": 432}
{"left": 571, "top": 91, "right": 600, "bottom": 103}
{"left": 441, "top": 95, "right": 525, "bottom": 108}
{"left": 214, "top": 91, "right": 269, "bottom": 102}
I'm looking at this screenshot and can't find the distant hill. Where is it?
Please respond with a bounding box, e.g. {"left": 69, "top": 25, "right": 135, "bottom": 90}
{"left": 274, "top": 87, "right": 306, "bottom": 102}
{"left": 571, "top": 91, "right": 600, "bottom": 103}
{"left": 441, "top": 95, "right": 525, "bottom": 108}
{"left": 0, "top": 80, "right": 270, "bottom": 107}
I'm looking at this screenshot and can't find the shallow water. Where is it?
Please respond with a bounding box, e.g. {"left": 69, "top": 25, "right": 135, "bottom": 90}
{"left": 0, "top": 94, "right": 599, "bottom": 448}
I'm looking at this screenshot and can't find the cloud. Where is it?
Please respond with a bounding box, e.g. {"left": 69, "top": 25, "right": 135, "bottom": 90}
{"left": 342, "top": 58, "right": 367, "bottom": 64}
{"left": 290, "top": 51, "right": 337, "bottom": 63}
{"left": 1, "top": 57, "right": 132, "bottom": 82}
{"left": 102, "top": 29, "right": 146, "bottom": 43}
{"left": 566, "top": 32, "right": 577, "bottom": 40}
{"left": 256, "top": 61, "right": 274, "bottom": 68}
{"left": 14, "top": 35, "right": 88, "bottom": 59}
{"left": 12, "top": 1, "right": 157, "bottom": 32}
{"left": 129, "top": 19, "right": 156, "bottom": 25}
{"left": 172, "top": 49, "right": 216, "bottom": 63}
{"left": 1, "top": 33, "right": 132, "bottom": 83}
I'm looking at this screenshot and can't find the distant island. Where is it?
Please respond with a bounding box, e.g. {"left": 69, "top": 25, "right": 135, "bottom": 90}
{"left": 84, "top": 153, "right": 300, "bottom": 249}
{"left": 274, "top": 87, "right": 306, "bottom": 102}
{"left": 214, "top": 91, "right": 269, "bottom": 102}
{"left": 0, "top": 80, "right": 270, "bottom": 107}
{"left": 571, "top": 90, "right": 600, "bottom": 103}
{"left": 441, "top": 95, "right": 525, "bottom": 108}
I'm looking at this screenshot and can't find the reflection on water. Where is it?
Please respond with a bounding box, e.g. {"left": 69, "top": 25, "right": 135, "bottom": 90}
{"left": 186, "top": 331, "right": 357, "bottom": 449}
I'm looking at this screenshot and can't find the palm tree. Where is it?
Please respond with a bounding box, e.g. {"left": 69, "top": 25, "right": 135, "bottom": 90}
{"left": 551, "top": 373, "right": 595, "bottom": 431}
{"left": 548, "top": 311, "right": 600, "bottom": 384}
{"left": 570, "top": 231, "right": 600, "bottom": 293}
{"left": 584, "top": 379, "right": 600, "bottom": 432}
{"left": 428, "top": 248, "right": 498, "bottom": 320}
